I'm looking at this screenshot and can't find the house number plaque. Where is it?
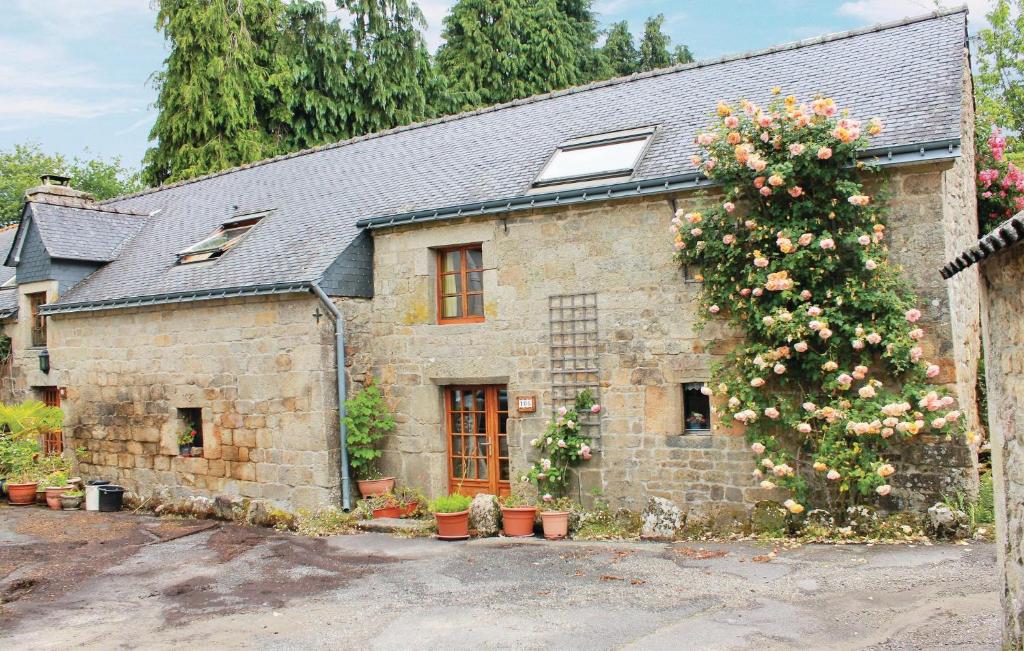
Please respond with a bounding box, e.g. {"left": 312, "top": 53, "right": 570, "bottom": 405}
{"left": 516, "top": 395, "right": 537, "bottom": 413}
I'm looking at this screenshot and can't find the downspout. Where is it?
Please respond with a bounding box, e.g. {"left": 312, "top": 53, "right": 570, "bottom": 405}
{"left": 310, "top": 283, "right": 352, "bottom": 511}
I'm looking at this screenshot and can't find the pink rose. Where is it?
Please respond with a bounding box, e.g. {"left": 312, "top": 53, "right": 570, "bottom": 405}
{"left": 724, "top": 116, "right": 739, "bottom": 128}
{"left": 931, "top": 417, "right": 947, "bottom": 429}
{"left": 797, "top": 423, "right": 812, "bottom": 434}
{"left": 773, "top": 363, "right": 786, "bottom": 375}
{"left": 752, "top": 288, "right": 764, "bottom": 297}
{"left": 910, "top": 346, "right": 923, "bottom": 362}
{"left": 858, "top": 235, "right": 871, "bottom": 246}
{"left": 750, "top": 377, "right": 766, "bottom": 388}
{"left": 794, "top": 341, "right": 808, "bottom": 353}
{"left": 789, "top": 143, "right": 805, "bottom": 156}
{"left": 819, "top": 238, "right": 835, "bottom": 250}
{"left": 691, "top": 228, "right": 703, "bottom": 237}
{"left": 946, "top": 410, "right": 961, "bottom": 422}
{"left": 866, "top": 332, "right": 882, "bottom": 345}
{"left": 852, "top": 339, "right": 865, "bottom": 350}
{"left": 837, "top": 373, "right": 853, "bottom": 385}
{"left": 751, "top": 442, "right": 765, "bottom": 454}
{"left": 754, "top": 256, "right": 769, "bottom": 268}
{"left": 817, "top": 147, "right": 833, "bottom": 160}
{"left": 764, "top": 407, "right": 780, "bottom": 419}
{"left": 905, "top": 309, "right": 922, "bottom": 323}
{"left": 799, "top": 290, "right": 812, "bottom": 300}
{"left": 740, "top": 288, "right": 751, "bottom": 297}
{"left": 788, "top": 186, "right": 803, "bottom": 198}
{"left": 827, "top": 469, "right": 841, "bottom": 480}
{"left": 759, "top": 186, "right": 772, "bottom": 196}
{"left": 723, "top": 234, "right": 735, "bottom": 245}
{"left": 865, "top": 260, "right": 877, "bottom": 270}
{"left": 745, "top": 219, "right": 757, "bottom": 229}
{"left": 909, "top": 328, "right": 924, "bottom": 340}
{"left": 926, "top": 364, "right": 940, "bottom": 378}
{"left": 709, "top": 305, "right": 720, "bottom": 314}
{"left": 590, "top": 404, "right": 602, "bottom": 414}
{"left": 876, "top": 484, "right": 892, "bottom": 496}
{"left": 819, "top": 327, "right": 832, "bottom": 339}
{"left": 723, "top": 202, "right": 735, "bottom": 213}
{"left": 798, "top": 233, "right": 813, "bottom": 246}
{"left": 807, "top": 305, "right": 822, "bottom": 317}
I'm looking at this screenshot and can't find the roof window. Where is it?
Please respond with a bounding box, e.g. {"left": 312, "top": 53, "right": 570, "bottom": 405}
{"left": 534, "top": 126, "right": 656, "bottom": 188}
{"left": 176, "top": 212, "right": 267, "bottom": 264}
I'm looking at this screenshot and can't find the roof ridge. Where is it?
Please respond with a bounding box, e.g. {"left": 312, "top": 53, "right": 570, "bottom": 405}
{"left": 103, "top": 7, "right": 967, "bottom": 206}
{"left": 32, "top": 197, "right": 149, "bottom": 217}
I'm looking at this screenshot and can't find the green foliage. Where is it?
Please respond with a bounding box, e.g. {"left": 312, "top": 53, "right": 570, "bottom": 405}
{"left": 63, "top": 489, "right": 84, "bottom": 498}
{"left": 976, "top": 0, "right": 1024, "bottom": 150}
{"left": 675, "top": 92, "right": 960, "bottom": 512}
{"left": 573, "top": 496, "right": 641, "bottom": 540}
{"left": 428, "top": 493, "right": 472, "bottom": 513}
{"left": 672, "top": 44, "right": 694, "bottom": 65}
{"left": 498, "top": 492, "right": 534, "bottom": 508}
{"left": 977, "top": 354, "right": 989, "bottom": 430}
{"left": 343, "top": 381, "right": 395, "bottom": 480}
{"left": 0, "top": 143, "right": 141, "bottom": 225}
{"left": 602, "top": 21, "right": 639, "bottom": 76}
{"left": 436, "top": 0, "right": 601, "bottom": 110}
{"left": 638, "top": 14, "right": 672, "bottom": 71}
{"left": 177, "top": 428, "right": 195, "bottom": 447}
{"left": 976, "top": 126, "right": 1024, "bottom": 233}
{"left": 144, "top": 0, "right": 286, "bottom": 185}
{"left": 522, "top": 390, "right": 598, "bottom": 497}
{"left": 295, "top": 506, "right": 358, "bottom": 536}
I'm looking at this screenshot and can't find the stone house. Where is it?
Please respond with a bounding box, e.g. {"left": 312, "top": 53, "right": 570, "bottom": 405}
{"left": 942, "top": 211, "right": 1024, "bottom": 648}
{"left": 0, "top": 10, "right": 982, "bottom": 514}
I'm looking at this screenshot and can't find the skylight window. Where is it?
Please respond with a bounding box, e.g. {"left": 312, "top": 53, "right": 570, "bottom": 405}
{"left": 177, "top": 213, "right": 266, "bottom": 264}
{"left": 534, "top": 126, "right": 656, "bottom": 188}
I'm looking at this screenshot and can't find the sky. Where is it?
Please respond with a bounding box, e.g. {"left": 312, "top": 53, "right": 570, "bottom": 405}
{"left": 0, "top": 0, "right": 991, "bottom": 171}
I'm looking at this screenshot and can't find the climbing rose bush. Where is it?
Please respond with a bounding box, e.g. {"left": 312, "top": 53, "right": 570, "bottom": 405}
{"left": 673, "top": 91, "right": 960, "bottom": 514}
{"left": 977, "top": 126, "right": 1024, "bottom": 234}
{"left": 522, "top": 390, "right": 599, "bottom": 499}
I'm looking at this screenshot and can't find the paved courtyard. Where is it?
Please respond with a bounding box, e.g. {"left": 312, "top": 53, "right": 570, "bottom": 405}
{"left": 0, "top": 505, "right": 999, "bottom": 650}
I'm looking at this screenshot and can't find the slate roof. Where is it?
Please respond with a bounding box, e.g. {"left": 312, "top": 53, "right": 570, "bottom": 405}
{"left": 26, "top": 202, "right": 149, "bottom": 263}
{"left": 941, "top": 212, "right": 1024, "bottom": 278}
{"left": 47, "top": 9, "right": 968, "bottom": 313}
{"left": 0, "top": 226, "right": 19, "bottom": 319}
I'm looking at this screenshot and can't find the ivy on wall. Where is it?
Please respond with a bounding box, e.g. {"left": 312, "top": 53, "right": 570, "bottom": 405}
{"left": 673, "top": 91, "right": 960, "bottom": 514}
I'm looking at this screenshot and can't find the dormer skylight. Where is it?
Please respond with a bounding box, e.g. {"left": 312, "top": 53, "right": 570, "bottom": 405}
{"left": 533, "top": 126, "right": 656, "bottom": 188}
{"left": 176, "top": 211, "right": 268, "bottom": 264}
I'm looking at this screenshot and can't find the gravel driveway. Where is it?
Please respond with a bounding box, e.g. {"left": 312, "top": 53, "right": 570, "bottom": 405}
{"left": 0, "top": 505, "right": 999, "bottom": 649}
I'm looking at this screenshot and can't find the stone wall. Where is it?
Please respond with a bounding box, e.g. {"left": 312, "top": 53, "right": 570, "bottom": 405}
{"left": 367, "top": 163, "right": 978, "bottom": 514}
{"left": 38, "top": 293, "right": 351, "bottom": 511}
{"left": 979, "top": 242, "right": 1024, "bottom": 649}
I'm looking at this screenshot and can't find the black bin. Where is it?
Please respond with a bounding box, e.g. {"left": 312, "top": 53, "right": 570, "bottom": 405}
{"left": 98, "top": 485, "right": 125, "bottom": 512}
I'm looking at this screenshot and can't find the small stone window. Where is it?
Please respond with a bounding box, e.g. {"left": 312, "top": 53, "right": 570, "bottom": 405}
{"left": 683, "top": 383, "right": 711, "bottom": 433}
{"left": 177, "top": 407, "right": 204, "bottom": 453}
{"left": 682, "top": 265, "right": 704, "bottom": 284}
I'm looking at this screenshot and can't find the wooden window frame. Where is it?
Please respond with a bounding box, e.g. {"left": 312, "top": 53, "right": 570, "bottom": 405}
{"left": 28, "top": 292, "right": 47, "bottom": 348}
{"left": 436, "top": 244, "right": 485, "bottom": 324}
{"left": 39, "top": 386, "right": 62, "bottom": 454}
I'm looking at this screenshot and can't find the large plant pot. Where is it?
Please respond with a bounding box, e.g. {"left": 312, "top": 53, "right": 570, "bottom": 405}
{"left": 45, "top": 486, "right": 70, "bottom": 510}
{"left": 541, "top": 511, "right": 570, "bottom": 540}
{"left": 357, "top": 477, "right": 395, "bottom": 497}
{"left": 61, "top": 495, "right": 83, "bottom": 510}
{"left": 434, "top": 510, "right": 470, "bottom": 540}
{"left": 7, "top": 482, "right": 38, "bottom": 505}
{"left": 501, "top": 506, "right": 538, "bottom": 537}
{"left": 372, "top": 505, "right": 402, "bottom": 519}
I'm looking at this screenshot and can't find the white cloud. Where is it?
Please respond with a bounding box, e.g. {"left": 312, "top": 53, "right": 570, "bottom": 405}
{"left": 418, "top": 0, "right": 455, "bottom": 50}
{"left": 837, "top": 0, "right": 990, "bottom": 29}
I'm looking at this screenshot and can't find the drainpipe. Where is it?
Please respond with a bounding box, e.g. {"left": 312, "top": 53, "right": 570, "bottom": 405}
{"left": 309, "top": 283, "right": 352, "bottom": 511}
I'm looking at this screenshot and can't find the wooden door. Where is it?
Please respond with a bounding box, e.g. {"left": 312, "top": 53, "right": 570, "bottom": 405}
{"left": 40, "top": 386, "right": 62, "bottom": 454}
{"left": 445, "top": 386, "right": 510, "bottom": 497}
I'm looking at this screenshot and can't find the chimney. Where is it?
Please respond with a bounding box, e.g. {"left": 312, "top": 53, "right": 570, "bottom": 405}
{"left": 24, "top": 174, "right": 95, "bottom": 208}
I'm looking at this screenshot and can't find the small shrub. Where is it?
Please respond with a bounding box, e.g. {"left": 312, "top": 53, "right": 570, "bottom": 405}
{"left": 343, "top": 380, "right": 395, "bottom": 481}
{"left": 428, "top": 493, "right": 472, "bottom": 513}
{"left": 295, "top": 507, "right": 357, "bottom": 537}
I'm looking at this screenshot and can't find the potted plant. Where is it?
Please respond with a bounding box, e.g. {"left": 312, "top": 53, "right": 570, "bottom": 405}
{"left": 177, "top": 428, "right": 195, "bottom": 456}
{"left": 365, "top": 493, "right": 403, "bottom": 519}
{"left": 44, "top": 470, "right": 71, "bottom": 509}
{"left": 60, "top": 489, "right": 84, "bottom": 510}
{"left": 499, "top": 492, "right": 537, "bottom": 537}
{"left": 394, "top": 486, "right": 426, "bottom": 518}
{"left": 6, "top": 469, "right": 40, "bottom": 505}
{"left": 343, "top": 380, "right": 396, "bottom": 496}
{"left": 539, "top": 496, "right": 575, "bottom": 540}
{"left": 429, "top": 493, "right": 472, "bottom": 540}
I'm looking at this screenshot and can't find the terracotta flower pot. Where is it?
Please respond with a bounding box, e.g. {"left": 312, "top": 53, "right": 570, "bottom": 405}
{"left": 357, "top": 477, "right": 395, "bottom": 497}
{"left": 402, "top": 502, "right": 419, "bottom": 518}
{"left": 541, "top": 511, "right": 570, "bottom": 540}
{"left": 7, "top": 482, "right": 38, "bottom": 505}
{"left": 372, "top": 505, "right": 403, "bottom": 519}
{"left": 45, "top": 486, "right": 70, "bottom": 510}
{"left": 501, "top": 506, "right": 538, "bottom": 537}
{"left": 434, "top": 510, "right": 470, "bottom": 540}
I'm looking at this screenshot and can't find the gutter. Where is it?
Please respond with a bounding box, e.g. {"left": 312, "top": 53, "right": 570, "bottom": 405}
{"left": 39, "top": 282, "right": 312, "bottom": 315}
{"left": 309, "top": 282, "right": 353, "bottom": 512}
{"left": 356, "top": 138, "right": 962, "bottom": 231}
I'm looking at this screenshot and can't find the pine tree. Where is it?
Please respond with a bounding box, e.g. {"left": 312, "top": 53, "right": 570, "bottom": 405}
{"left": 602, "top": 21, "right": 639, "bottom": 77}
{"left": 343, "top": 0, "right": 436, "bottom": 135}
{"left": 143, "top": 0, "right": 287, "bottom": 185}
{"left": 275, "top": 0, "right": 354, "bottom": 151}
{"left": 638, "top": 14, "right": 672, "bottom": 71}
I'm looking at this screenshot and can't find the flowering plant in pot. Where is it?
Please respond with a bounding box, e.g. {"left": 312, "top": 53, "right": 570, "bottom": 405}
{"left": 429, "top": 493, "right": 472, "bottom": 540}
{"left": 538, "top": 496, "right": 575, "bottom": 540}
{"left": 394, "top": 485, "right": 427, "bottom": 518}
{"left": 44, "top": 470, "right": 71, "bottom": 510}
{"left": 343, "top": 380, "right": 396, "bottom": 497}
{"left": 60, "top": 489, "right": 84, "bottom": 510}
{"left": 498, "top": 491, "right": 537, "bottom": 537}
{"left": 360, "top": 493, "right": 402, "bottom": 519}
{"left": 177, "top": 428, "right": 195, "bottom": 456}
{"left": 0, "top": 400, "right": 60, "bottom": 505}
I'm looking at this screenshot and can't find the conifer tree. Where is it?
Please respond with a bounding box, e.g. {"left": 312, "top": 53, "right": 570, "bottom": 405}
{"left": 602, "top": 20, "right": 639, "bottom": 76}
{"left": 638, "top": 14, "right": 672, "bottom": 71}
